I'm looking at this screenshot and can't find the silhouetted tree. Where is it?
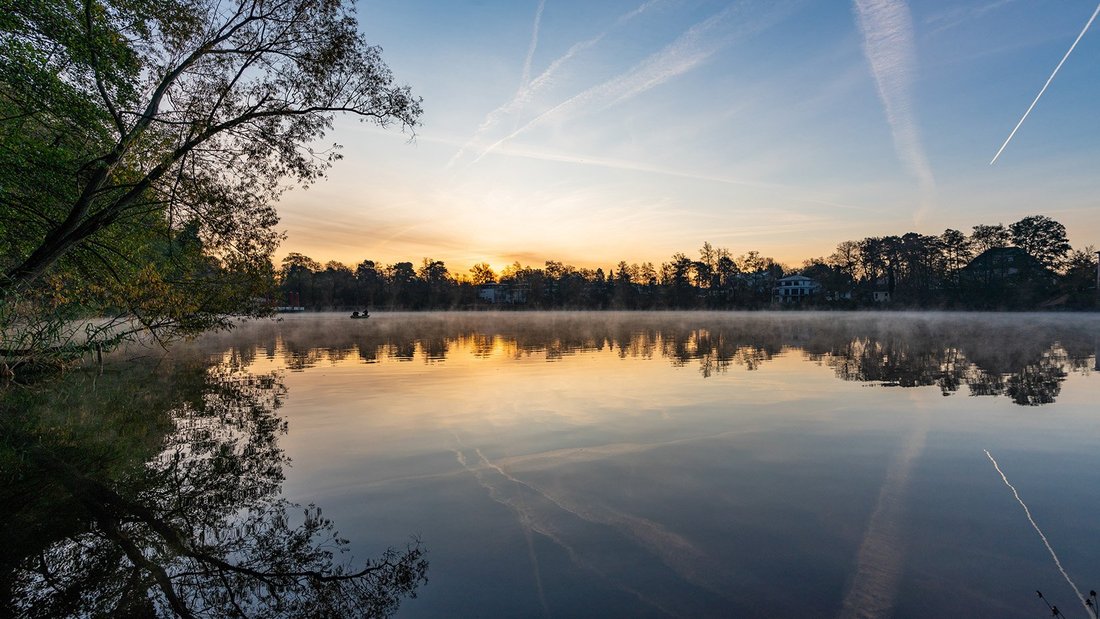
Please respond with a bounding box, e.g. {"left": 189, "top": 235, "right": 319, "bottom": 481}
{"left": 281, "top": 253, "right": 321, "bottom": 307}
{"left": 418, "top": 259, "right": 450, "bottom": 308}
{"left": 939, "top": 228, "right": 973, "bottom": 287}
{"left": 1009, "top": 215, "right": 1072, "bottom": 272}
{"left": 356, "top": 260, "right": 384, "bottom": 307}
{"left": 386, "top": 262, "right": 418, "bottom": 308}
{"left": 469, "top": 263, "right": 496, "bottom": 286}
{"left": 970, "top": 224, "right": 1011, "bottom": 254}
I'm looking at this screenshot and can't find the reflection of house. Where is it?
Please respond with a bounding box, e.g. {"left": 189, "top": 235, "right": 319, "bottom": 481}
{"left": 478, "top": 283, "right": 528, "bottom": 304}
{"left": 773, "top": 275, "right": 821, "bottom": 303}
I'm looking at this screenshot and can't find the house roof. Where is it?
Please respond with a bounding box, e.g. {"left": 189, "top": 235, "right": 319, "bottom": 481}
{"left": 961, "top": 246, "right": 1046, "bottom": 273}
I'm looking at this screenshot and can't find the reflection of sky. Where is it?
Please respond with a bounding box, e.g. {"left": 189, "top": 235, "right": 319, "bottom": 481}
{"left": 276, "top": 0, "right": 1100, "bottom": 273}
{"left": 223, "top": 315, "right": 1100, "bottom": 617}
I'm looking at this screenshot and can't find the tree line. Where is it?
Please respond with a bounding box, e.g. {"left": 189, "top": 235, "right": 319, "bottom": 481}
{"left": 276, "top": 215, "right": 1098, "bottom": 311}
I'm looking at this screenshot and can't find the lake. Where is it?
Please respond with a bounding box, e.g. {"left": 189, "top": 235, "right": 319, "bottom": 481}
{"left": 3, "top": 312, "right": 1099, "bottom": 618}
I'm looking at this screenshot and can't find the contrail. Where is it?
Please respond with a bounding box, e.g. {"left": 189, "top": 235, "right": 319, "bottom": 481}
{"left": 852, "top": 0, "right": 936, "bottom": 219}
{"left": 990, "top": 3, "right": 1100, "bottom": 165}
{"left": 472, "top": 1, "right": 794, "bottom": 164}
{"left": 447, "top": 0, "right": 662, "bottom": 168}
{"left": 520, "top": 0, "right": 547, "bottom": 92}
{"left": 984, "top": 449, "right": 1089, "bottom": 616}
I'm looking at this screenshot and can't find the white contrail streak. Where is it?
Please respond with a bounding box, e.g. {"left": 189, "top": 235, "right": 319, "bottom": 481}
{"left": 852, "top": 0, "right": 936, "bottom": 218}
{"left": 472, "top": 2, "right": 793, "bottom": 164}
{"left": 984, "top": 449, "right": 1089, "bottom": 616}
{"left": 447, "top": 0, "right": 662, "bottom": 168}
{"left": 989, "top": 3, "right": 1100, "bottom": 165}
{"left": 520, "top": 0, "right": 547, "bottom": 91}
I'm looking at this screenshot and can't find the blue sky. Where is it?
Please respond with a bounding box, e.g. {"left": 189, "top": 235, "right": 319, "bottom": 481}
{"left": 276, "top": 0, "right": 1100, "bottom": 273}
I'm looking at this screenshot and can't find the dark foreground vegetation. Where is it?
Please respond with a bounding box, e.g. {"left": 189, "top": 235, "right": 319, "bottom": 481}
{"left": 1, "top": 0, "right": 420, "bottom": 373}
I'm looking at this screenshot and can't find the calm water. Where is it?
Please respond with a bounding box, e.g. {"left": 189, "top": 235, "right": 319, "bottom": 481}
{"left": 3, "top": 312, "right": 1100, "bottom": 618}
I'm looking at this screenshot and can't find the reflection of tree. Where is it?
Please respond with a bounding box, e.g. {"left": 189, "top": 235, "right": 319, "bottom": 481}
{"left": 820, "top": 338, "right": 968, "bottom": 395}
{"left": 1005, "top": 362, "right": 1066, "bottom": 406}
{"left": 814, "top": 334, "right": 1074, "bottom": 406}
{"left": 203, "top": 313, "right": 1097, "bottom": 406}
{"left": 1, "top": 358, "right": 426, "bottom": 618}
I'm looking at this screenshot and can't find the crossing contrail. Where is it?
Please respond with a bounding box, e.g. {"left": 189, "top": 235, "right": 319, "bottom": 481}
{"left": 984, "top": 450, "right": 1089, "bottom": 616}
{"left": 989, "top": 3, "right": 1100, "bottom": 165}
{"left": 520, "top": 0, "right": 547, "bottom": 92}
{"left": 446, "top": 0, "right": 662, "bottom": 168}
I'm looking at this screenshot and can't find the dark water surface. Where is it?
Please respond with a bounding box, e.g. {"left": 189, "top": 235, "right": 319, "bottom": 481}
{"left": 3, "top": 312, "right": 1099, "bottom": 618}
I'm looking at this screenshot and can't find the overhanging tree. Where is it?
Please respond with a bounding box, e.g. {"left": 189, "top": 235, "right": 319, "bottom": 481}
{"left": 1, "top": 0, "right": 421, "bottom": 355}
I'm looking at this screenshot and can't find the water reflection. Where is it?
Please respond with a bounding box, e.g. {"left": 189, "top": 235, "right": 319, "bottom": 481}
{"left": 5, "top": 312, "right": 1090, "bottom": 618}
{"left": 213, "top": 312, "right": 1098, "bottom": 406}
{"left": 0, "top": 352, "right": 427, "bottom": 618}
{"left": 194, "top": 312, "right": 1100, "bottom": 617}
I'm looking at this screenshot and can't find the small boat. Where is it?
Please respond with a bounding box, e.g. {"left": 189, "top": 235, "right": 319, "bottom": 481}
{"left": 350, "top": 311, "right": 370, "bottom": 319}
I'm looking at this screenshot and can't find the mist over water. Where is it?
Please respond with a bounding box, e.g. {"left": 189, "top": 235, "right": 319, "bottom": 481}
{"left": 5, "top": 312, "right": 1099, "bottom": 617}
{"left": 210, "top": 311, "right": 1098, "bottom": 406}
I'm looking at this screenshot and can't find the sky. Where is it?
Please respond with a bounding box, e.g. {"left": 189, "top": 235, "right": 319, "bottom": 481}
{"left": 274, "top": 0, "right": 1100, "bottom": 275}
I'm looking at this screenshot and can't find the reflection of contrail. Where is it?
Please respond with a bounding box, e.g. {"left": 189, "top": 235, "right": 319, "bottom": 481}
{"left": 454, "top": 448, "right": 551, "bottom": 616}
{"left": 482, "top": 447, "right": 730, "bottom": 595}
{"left": 522, "top": 525, "right": 551, "bottom": 617}
{"left": 984, "top": 450, "right": 1089, "bottom": 615}
{"left": 839, "top": 415, "right": 927, "bottom": 619}
{"left": 453, "top": 447, "right": 684, "bottom": 616}
{"left": 989, "top": 3, "right": 1100, "bottom": 165}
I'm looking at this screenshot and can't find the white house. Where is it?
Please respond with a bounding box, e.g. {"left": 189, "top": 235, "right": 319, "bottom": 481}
{"left": 478, "top": 283, "right": 527, "bottom": 304}
{"left": 773, "top": 275, "right": 821, "bottom": 303}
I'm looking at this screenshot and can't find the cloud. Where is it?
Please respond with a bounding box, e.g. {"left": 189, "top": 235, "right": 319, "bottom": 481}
{"left": 484, "top": 142, "right": 878, "bottom": 213}
{"left": 852, "top": 0, "right": 936, "bottom": 217}
{"left": 471, "top": 3, "right": 793, "bottom": 163}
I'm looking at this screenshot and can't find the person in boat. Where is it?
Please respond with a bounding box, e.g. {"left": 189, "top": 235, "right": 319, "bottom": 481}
{"left": 351, "top": 311, "right": 360, "bottom": 318}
